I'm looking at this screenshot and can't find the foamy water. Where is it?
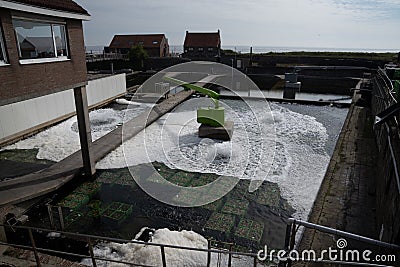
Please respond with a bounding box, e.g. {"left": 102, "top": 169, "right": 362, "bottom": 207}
{"left": 97, "top": 98, "right": 330, "bottom": 220}
{"left": 5, "top": 98, "right": 332, "bottom": 220}
{"left": 4, "top": 105, "right": 149, "bottom": 162}
{"left": 4, "top": 97, "right": 340, "bottom": 266}
{"left": 86, "top": 99, "right": 332, "bottom": 267}
{"left": 81, "top": 228, "right": 262, "bottom": 267}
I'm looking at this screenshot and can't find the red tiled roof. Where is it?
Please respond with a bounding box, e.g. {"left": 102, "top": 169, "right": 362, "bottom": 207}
{"left": 184, "top": 31, "right": 221, "bottom": 47}
{"left": 109, "top": 34, "right": 167, "bottom": 49}
{"left": 6, "top": 0, "right": 89, "bottom": 15}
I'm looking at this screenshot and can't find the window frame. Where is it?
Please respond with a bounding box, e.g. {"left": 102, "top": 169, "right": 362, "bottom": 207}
{"left": 0, "top": 24, "right": 8, "bottom": 66}
{"left": 12, "top": 16, "right": 70, "bottom": 64}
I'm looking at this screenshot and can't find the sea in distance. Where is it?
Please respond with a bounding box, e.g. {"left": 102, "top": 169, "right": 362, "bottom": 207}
{"left": 86, "top": 45, "right": 399, "bottom": 54}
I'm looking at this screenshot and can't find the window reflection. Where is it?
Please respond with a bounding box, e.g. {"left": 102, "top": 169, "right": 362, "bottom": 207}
{"left": 53, "top": 24, "right": 68, "bottom": 57}
{"left": 0, "top": 27, "right": 7, "bottom": 63}
{"left": 13, "top": 19, "right": 68, "bottom": 60}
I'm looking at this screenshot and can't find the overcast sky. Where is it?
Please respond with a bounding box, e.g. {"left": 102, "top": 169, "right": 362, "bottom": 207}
{"left": 75, "top": 0, "right": 400, "bottom": 50}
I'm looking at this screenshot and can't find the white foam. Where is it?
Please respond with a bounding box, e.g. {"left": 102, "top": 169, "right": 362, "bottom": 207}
{"left": 98, "top": 99, "right": 330, "bottom": 221}
{"left": 4, "top": 97, "right": 333, "bottom": 221}
{"left": 116, "top": 98, "right": 155, "bottom": 107}
{"left": 3, "top": 106, "right": 148, "bottom": 162}
{"left": 81, "top": 228, "right": 263, "bottom": 267}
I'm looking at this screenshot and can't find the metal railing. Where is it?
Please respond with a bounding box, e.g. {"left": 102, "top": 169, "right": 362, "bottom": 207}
{"left": 283, "top": 219, "right": 400, "bottom": 267}
{"left": 371, "top": 69, "right": 400, "bottom": 194}
{"left": 86, "top": 52, "right": 129, "bottom": 63}
{"left": 0, "top": 223, "right": 261, "bottom": 267}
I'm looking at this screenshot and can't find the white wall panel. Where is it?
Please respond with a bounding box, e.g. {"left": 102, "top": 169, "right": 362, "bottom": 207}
{"left": 0, "top": 104, "right": 17, "bottom": 138}
{"left": 0, "top": 74, "right": 127, "bottom": 143}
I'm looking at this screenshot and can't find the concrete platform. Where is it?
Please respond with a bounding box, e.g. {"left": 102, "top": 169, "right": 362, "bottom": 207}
{"left": 198, "top": 121, "right": 234, "bottom": 141}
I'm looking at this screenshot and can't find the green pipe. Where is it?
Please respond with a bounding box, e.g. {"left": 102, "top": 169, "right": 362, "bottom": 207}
{"left": 164, "top": 76, "right": 220, "bottom": 108}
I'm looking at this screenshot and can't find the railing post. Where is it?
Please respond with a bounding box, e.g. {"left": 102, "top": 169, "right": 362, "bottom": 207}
{"left": 28, "top": 228, "right": 41, "bottom": 267}
{"left": 58, "top": 206, "right": 65, "bottom": 231}
{"left": 287, "top": 220, "right": 297, "bottom": 267}
{"left": 46, "top": 204, "right": 55, "bottom": 230}
{"left": 207, "top": 240, "right": 211, "bottom": 267}
{"left": 228, "top": 244, "right": 232, "bottom": 267}
{"left": 280, "top": 221, "right": 293, "bottom": 267}
{"left": 160, "top": 245, "right": 167, "bottom": 267}
{"left": 87, "top": 237, "right": 97, "bottom": 267}
{"left": 253, "top": 255, "right": 257, "bottom": 267}
{"left": 284, "top": 222, "right": 292, "bottom": 250}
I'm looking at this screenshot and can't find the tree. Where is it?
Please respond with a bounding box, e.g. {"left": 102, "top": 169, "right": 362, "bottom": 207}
{"left": 128, "top": 44, "right": 148, "bottom": 70}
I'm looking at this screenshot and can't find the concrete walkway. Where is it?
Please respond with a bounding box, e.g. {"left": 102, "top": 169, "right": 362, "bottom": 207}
{"left": 296, "top": 93, "right": 378, "bottom": 266}
{"left": 0, "top": 90, "right": 193, "bottom": 206}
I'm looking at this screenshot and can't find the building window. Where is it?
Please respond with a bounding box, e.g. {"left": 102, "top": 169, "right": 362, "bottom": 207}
{"left": 153, "top": 41, "right": 158, "bottom": 45}
{"left": 13, "top": 18, "right": 68, "bottom": 60}
{"left": 0, "top": 26, "right": 7, "bottom": 65}
{"left": 198, "top": 47, "right": 203, "bottom": 51}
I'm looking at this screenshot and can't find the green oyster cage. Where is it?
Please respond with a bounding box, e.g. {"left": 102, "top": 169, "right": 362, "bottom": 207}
{"left": 74, "top": 182, "right": 101, "bottom": 198}
{"left": 96, "top": 171, "right": 120, "bottom": 184}
{"left": 234, "top": 218, "right": 264, "bottom": 243}
{"left": 64, "top": 211, "right": 84, "bottom": 226}
{"left": 87, "top": 200, "right": 102, "bottom": 217}
{"left": 205, "top": 212, "right": 235, "bottom": 233}
{"left": 100, "top": 202, "right": 133, "bottom": 224}
{"left": 190, "top": 173, "right": 218, "bottom": 187}
{"left": 167, "top": 172, "right": 195, "bottom": 186}
{"left": 256, "top": 185, "right": 281, "bottom": 208}
{"left": 57, "top": 193, "right": 89, "bottom": 210}
{"left": 222, "top": 198, "right": 249, "bottom": 216}
{"left": 202, "top": 198, "right": 224, "bottom": 211}
{"left": 57, "top": 182, "right": 101, "bottom": 210}
{"left": 116, "top": 169, "right": 138, "bottom": 187}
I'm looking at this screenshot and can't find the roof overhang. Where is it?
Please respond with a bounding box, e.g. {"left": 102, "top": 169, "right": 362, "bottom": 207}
{"left": 0, "top": 0, "right": 91, "bottom": 21}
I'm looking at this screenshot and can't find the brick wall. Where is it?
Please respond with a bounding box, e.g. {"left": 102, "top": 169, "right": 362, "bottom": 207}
{"left": 0, "top": 8, "right": 87, "bottom": 106}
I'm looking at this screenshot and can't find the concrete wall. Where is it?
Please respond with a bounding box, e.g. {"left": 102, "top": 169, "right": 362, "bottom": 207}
{"left": 253, "top": 55, "right": 386, "bottom": 69}
{"left": 86, "top": 74, "right": 126, "bottom": 106}
{"left": 0, "top": 74, "right": 126, "bottom": 145}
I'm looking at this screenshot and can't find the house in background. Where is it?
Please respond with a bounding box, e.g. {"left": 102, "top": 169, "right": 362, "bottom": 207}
{"left": 183, "top": 30, "right": 221, "bottom": 61}
{"left": 105, "top": 34, "right": 169, "bottom": 57}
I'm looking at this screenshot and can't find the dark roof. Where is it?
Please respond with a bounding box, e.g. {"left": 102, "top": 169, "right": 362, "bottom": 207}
{"left": 109, "top": 34, "right": 167, "bottom": 49}
{"left": 6, "top": 0, "right": 89, "bottom": 15}
{"left": 184, "top": 31, "right": 221, "bottom": 47}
